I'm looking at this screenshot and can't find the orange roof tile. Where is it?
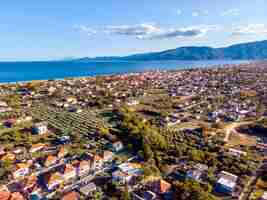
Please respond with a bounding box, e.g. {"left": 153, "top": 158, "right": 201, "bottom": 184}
{"left": 64, "top": 164, "right": 75, "bottom": 174}
{"left": 16, "top": 163, "right": 30, "bottom": 170}
{"left": 48, "top": 172, "right": 63, "bottom": 185}
{"left": 24, "top": 175, "right": 37, "bottom": 188}
{"left": 1, "top": 153, "right": 16, "bottom": 161}
{"left": 0, "top": 191, "right": 11, "bottom": 200}
{"left": 58, "top": 146, "right": 68, "bottom": 158}
{"left": 45, "top": 155, "right": 57, "bottom": 167}
{"left": 79, "top": 160, "right": 90, "bottom": 169}
{"left": 61, "top": 191, "right": 79, "bottom": 200}
{"left": 159, "top": 180, "right": 171, "bottom": 193}
{"left": 94, "top": 155, "right": 103, "bottom": 162}
{"left": 10, "top": 192, "right": 25, "bottom": 200}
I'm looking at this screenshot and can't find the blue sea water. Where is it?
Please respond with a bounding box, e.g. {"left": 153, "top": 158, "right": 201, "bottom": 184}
{"left": 0, "top": 60, "right": 248, "bottom": 83}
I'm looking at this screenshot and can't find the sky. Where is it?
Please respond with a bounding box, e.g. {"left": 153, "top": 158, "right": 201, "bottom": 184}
{"left": 1, "top": 0, "right": 267, "bottom": 61}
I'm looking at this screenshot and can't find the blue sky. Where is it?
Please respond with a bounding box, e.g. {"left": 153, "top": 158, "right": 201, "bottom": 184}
{"left": 1, "top": 0, "right": 267, "bottom": 61}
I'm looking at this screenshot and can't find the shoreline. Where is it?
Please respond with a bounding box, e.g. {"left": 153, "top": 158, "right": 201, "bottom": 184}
{"left": 0, "top": 60, "right": 252, "bottom": 85}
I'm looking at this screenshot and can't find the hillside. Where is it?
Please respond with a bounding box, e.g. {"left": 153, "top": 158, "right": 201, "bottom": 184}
{"left": 75, "top": 40, "right": 267, "bottom": 61}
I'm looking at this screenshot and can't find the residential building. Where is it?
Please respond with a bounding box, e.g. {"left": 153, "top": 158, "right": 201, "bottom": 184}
{"left": 146, "top": 179, "right": 172, "bottom": 195}
{"left": 79, "top": 183, "right": 97, "bottom": 197}
{"left": 0, "top": 191, "right": 11, "bottom": 200}
{"left": 13, "top": 163, "right": 30, "bottom": 179}
{"left": 215, "top": 171, "right": 238, "bottom": 194}
{"left": 112, "top": 141, "right": 124, "bottom": 152}
{"left": 62, "top": 191, "right": 80, "bottom": 200}
{"left": 228, "top": 148, "right": 247, "bottom": 157}
{"left": 62, "top": 164, "right": 77, "bottom": 181}
{"left": 77, "top": 160, "right": 91, "bottom": 177}
{"left": 32, "top": 122, "right": 48, "bottom": 135}
{"left": 46, "top": 172, "right": 64, "bottom": 191}
{"left": 44, "top": 155, "right": 58, "bottom": 167}
{"left": 29, "top": 143, "right": 46, "bottom": 153}
{"left": 112, "top": 163, "right": 143, "bottom": 184}
{"left": 57, "top": 146, "right": 68, "bottom": 159}
{"left": 103, "top": 151, "right": 113, "bottom": 163}
{"left": 23, "top": 175, "right": 37, "bottom": 193}
{"left": 10, "top": 192, "right": 25, "bottom": 200}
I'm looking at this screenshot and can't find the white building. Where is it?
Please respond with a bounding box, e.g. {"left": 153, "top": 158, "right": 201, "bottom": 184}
{"left": 32, "top": 122, "right": 48, "bottom": 135}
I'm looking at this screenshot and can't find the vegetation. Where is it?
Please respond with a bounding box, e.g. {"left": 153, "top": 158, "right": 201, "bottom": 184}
{"left": 115, "top": 106, "right": 167, "bottom": 161}
{"left": 174, "top": 180, "right": 218, "bottom": 200}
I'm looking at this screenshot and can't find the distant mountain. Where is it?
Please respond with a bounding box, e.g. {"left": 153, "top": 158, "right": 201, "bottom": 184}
{"left": 75, "top": 40, "right": 267, "bottom": 61}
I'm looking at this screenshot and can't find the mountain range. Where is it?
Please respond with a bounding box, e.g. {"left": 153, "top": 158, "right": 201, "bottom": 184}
{"left": 75, "top": 40, "right": 267, "bottom": 61}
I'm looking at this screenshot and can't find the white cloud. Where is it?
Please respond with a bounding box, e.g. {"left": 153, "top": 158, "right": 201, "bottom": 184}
{"left": 192, "top": 12, "right": 199, "bottom": 17}
{"left": 74, "top": 25, "right": 97, "bottom": 36}
{"left": 75, "top": 24, "right": 219, "bottom": 40}
{"left": 192, "top": 9, "right": 209, "bottom": 17}
{"left": 138, "top": 25, "right": 219, "bottom": 40}
{"left": 106, "top": 23, "right": 161, "bottom": 36}
{"left": 221, "top": 9, "right": 240, "bottom": 16}
{"left": 232, "top": 24, "right": 267, "bottom": 36}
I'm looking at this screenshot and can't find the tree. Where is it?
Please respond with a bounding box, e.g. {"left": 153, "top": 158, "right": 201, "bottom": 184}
{"left": 173, "top": 180, "right": 218, "bottom": 200}
{"left": 121, "top": 185, "right": 131, "bottom": 200}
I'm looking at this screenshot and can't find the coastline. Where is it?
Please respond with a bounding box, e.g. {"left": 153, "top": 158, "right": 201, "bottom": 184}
{"left": 0, "top": 60, "right": 251, "bottom": 85}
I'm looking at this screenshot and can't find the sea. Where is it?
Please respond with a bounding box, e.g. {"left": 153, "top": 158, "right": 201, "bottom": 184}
{"left": 0, "top": 60, "right": 249, "bottom": 84}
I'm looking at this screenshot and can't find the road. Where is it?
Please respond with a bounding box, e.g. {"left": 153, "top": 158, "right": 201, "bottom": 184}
{"left": 238, "top": 175, "right": 257, "bottom": 200}
{"left": 181, "top": 101, "right": 206, "bottom": 111}
{"left": 223, "top": 121, "right": 253, "bottom": 142}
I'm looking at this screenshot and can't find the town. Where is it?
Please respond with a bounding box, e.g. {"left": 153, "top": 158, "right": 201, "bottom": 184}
{"left": 0, "top": 61, "right": 267, "bottom": 200}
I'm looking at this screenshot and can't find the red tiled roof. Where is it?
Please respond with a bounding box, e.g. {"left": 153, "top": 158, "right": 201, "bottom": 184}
{"left": 61, "top": 191, "right": 79, "bottom": 200}
{"left": 10, "top": 192, "right": 25, "bottom": 200}
{"left": 0, "top": 191, "right": 11, "bottom": 200}
{"left": 159, "top": 180, "right": 171, "bottom": 193}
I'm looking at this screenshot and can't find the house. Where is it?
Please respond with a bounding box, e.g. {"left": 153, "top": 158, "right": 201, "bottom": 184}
{"left": 94, "top": 155, "right": 104, "bottom": 168}
{"left": 214, "top": 171, "right": 238, "bottom": 194}
{"left": 0, "top": 148, "right": 5, "bottom": 156}
{"left": 67, "top": 106, "right": 82, "bottom": 113}
{"left": 3, "top": 119, "right": 16, "bottom": 128}
{"left": 1, "top": 153, "right": 16, "bottom": 162}
{"left": 186, "top": 169, "right": 203, "bottom": 182}
{"left": 112, "top": 163, "right": 143, "bottom": 184}
{"left": 112, "top": 141, "right": 124, "bottom": 152}
{"left": 17, "top": 116, "right": 32, "bottom": 124}
{"left": 0, "top": 101, "right": 8, "bottom": 107}
{"left": 186, "top": 163, "right": 208, "bottom": 182}
{"left": 13, "top": 163, "right": 30, "bottom": 179}
{"left": 44, "top": 155, "right": 58, "bottom": 167}
{"left": 228, "top": 148, "right": 247, "bottom": 157}
{"left": 127, "top": 100, "right": 139, "bottom": 106}
{"left": 103, "top": 151, "right": 113, "bottom": 162}
{"left": 79, "top": 183, "right": 97, "bottom": 197}
{"left": 13, "top": 148, "right": 23, "bottom": 155}
{"left": 112, "top": 170, "right": 132, "bottom": 184}
{"left": 29, "top": 185, "right": 43, "bottom": 200}
{"left": 65, "top": 97, "right": 77, "bottom": 104}
{"left": 62, "top": 191, "right": 80, "bottom": 200}
{"left": 29, "top": 143, "right": 46, "bottom": 153}
{"left": 76, "top": 160, "right": 91, "bottom": 177}
{"left": 0, "top": 191, "right": 11, "bottom": 200}
{"left": 46, "top": 172, "right": 64, "bottom": 191}
{"left": 23, "top": 175, "right": 37, "bottom": 193}
{"left": 132, "top": 191, "right": 158, "bottom": 200}
{"left": 260, "top": 192, "right": 267, "bottom": 200}
{"left": 164, "top": 115, "right": 181, "bottom": 127}
{"left": 32, "top": 122, "right": 48, "bottom": 135}
{"left": 10, "top": 192, "right": 25, "bottom": 200}
{"left": 62, "top": 164, "right": 77, "bottom": 181}
{"left": 0, "top": 101, "right": 12, "bottom": 113}
{"left": 146, "top": 179, "right": 172, "bottom": 194}
{"left": 57, "top": 146, "right": 68, "bottom": 159}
